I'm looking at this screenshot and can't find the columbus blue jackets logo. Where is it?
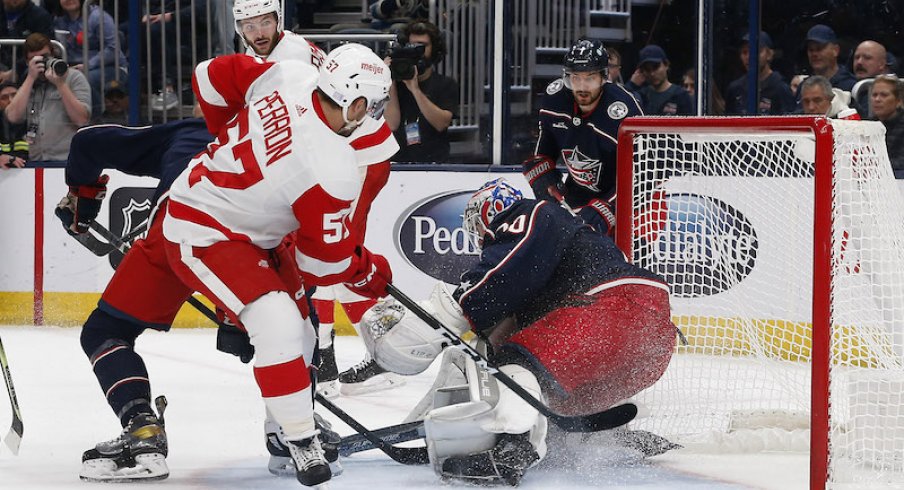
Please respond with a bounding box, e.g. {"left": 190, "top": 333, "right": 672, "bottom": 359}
{"left": 561, "top": 146, "right": 602, "bottom": 191}
{"left": 607, "top": 101, "right": 629, "bottom": 120}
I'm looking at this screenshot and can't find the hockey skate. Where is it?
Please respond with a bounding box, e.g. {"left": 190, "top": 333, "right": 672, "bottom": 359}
{"left": 315, "top": 343, "right": 340, "bottom": 400}
{"left": 288, "top": 434, "right": 332, "bottom": 487}
{"left": 267, "top": 413, "right": 342, "bottom": 478}
{"left": 80, "top": 402, "right": 169, "bottom": 482}
{"left": 338, "top": 357, "right": 404, "bottom": 396}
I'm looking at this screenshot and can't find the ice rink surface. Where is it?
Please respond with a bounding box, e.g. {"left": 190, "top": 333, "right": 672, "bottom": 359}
{"left": 0, "top": 326, "right": 808, "bottom": 489}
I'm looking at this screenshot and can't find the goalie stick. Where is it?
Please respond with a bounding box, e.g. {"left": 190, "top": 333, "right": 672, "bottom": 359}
{"left": 316, "top": 394, "right": 428, "bottom": 465}
{"left": 385, "top": 284, "right": 638, "bottom": 433}
{"left": 337, "top": 420, "right": 425, "bottom": 457}
{"left": 0, "top": 336, "right": 22, "bottom": 455}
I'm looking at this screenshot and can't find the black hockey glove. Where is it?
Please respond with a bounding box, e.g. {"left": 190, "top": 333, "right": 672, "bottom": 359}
{"left": 57, "top": 175, "right": 109, "bottom": 235}
{"left": 215, "top": 312, "right": 254, "bottom": 364}
{"left": 440, "top": 433, "right": 540, "bottom": 486}
{"left": 521, "top": 155, "right": 563, "bottom": 203}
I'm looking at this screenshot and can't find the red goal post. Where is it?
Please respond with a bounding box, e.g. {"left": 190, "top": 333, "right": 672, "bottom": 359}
{"left": 615, "top": 116, "right": 904, "bottom": 490}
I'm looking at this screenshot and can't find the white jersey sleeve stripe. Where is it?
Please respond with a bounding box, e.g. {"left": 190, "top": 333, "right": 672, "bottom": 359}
{"left": 195, "top": 59, "right": 228, "bottom": 107}
{"left": 294, "top": 250, "right": 353, "bottom": 282}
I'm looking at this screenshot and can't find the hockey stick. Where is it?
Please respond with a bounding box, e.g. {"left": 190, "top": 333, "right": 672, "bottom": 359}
{"left": 337, "top": 420, "right": 425, "bottom": 457}
{"left": 385, "top": 284, "right": 638, "bottom": 433}
{"left": 315, "top": 393, "right": 428, "bottom": 465}
{"left": 85, "top": 222, "right": 221, "bottom": 325}
{"left": 0, "top": 336, "right": 23, "bottom": 455}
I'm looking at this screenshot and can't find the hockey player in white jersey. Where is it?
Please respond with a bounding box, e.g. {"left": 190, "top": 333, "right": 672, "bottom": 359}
{"left": 234, "top": 0, "right": 325, "bottom": 66}
{"left": 233, "top": 0, "right": 407, "bottom": 401}
{"left": 77, "top": 45, "right": 392, "bottom": 488}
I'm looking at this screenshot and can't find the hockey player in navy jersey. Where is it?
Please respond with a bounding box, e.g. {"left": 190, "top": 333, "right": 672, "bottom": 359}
{"left": 359, "top": 178, "right": 676, "bottom": 485}
{"left": 522, "top": 38, "right": 642, "bottom": 236}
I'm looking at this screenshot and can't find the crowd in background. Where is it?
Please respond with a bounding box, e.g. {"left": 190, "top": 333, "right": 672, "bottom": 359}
{"left": 0, "top": 0, "right": 901, "bottom": 176}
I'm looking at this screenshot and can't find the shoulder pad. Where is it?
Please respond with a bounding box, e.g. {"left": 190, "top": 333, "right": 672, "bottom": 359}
{"left": 546, "top": 79, "right": 564, "bottom": 95}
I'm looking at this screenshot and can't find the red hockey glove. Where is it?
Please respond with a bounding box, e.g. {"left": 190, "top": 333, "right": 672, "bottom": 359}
{"left": 57, "top": 175, "right": 109, "bottom": 235}
{"left": 345, "top": 246, "right": 392, "bottom": 299}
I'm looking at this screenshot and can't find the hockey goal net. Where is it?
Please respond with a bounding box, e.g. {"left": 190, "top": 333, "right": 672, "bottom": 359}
{"left": 615, "top": 116, "right": 904, "bottom": 489}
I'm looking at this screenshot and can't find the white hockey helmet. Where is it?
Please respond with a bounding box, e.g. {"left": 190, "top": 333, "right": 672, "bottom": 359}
{"left": 233, "top": 0, "right": 282, "bottom": 39}
{"left": 317, "top": 43, "right": 392, "bottom": 127}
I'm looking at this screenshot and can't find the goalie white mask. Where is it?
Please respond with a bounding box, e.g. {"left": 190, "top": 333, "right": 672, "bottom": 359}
{"left": 233, "top": 0, "right": 282, "bottom": 40}
{"left": 318, "top": 43, "right": 392, "bottom": 133}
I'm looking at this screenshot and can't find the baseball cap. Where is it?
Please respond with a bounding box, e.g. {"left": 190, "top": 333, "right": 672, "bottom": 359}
{"left": 742, "top": 31, "right": 773, "bottom": 49}
{"left": 103, "top": 78, "right": 128, "bottom": 97}
{"left": 806, "top": 24, "right": 837, "bottom": 45}
{"left": 638, "top": 44, "right": 667, "bottom": 66}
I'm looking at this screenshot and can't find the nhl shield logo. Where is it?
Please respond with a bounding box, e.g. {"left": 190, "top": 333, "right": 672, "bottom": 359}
{"left": 109, "top": 187, "right": 156, "bottom": 268}
{"left": 607, "top": 101, "right": 629, "bottom": 120}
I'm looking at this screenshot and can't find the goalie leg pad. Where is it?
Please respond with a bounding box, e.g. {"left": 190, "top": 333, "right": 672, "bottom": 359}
{"left": 424, "top": 350, "right": 547, "bottom": 482}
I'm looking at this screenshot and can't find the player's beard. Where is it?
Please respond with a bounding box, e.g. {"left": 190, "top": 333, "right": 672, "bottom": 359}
{"left": 574, "top": 88, "right": 601, "bottom": 109}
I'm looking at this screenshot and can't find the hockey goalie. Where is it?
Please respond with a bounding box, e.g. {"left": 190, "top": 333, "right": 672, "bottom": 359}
{"left": 360, "top": 178, "right": 678, "bottom": 485}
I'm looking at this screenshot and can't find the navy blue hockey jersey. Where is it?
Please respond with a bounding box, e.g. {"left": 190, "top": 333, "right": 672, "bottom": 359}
{"left": 456, "top": 199, "right": 665, "bottom": 332}
{"left": 65, "top": 119, "right": 214, "bottom": 203}
{"left": 533, "top": 80, "right": 643, "bottom": 208}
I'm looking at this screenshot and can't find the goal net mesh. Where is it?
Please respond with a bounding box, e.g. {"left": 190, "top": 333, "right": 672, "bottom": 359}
{"left": 620, "top": 118, "right": 904, "bottom": 487}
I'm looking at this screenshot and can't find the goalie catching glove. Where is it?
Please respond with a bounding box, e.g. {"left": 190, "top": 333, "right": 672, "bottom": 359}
{"left": 359, "top": 282, "right": 470, "bottom": 375}
{"left": 56, "top": 174, "right": 109, "bottom": 235}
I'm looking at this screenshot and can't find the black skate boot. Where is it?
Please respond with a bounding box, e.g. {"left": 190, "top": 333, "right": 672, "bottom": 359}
{"left": 338, "top": 357, "right": 404, "bottom": 396}
{"left": 316, "top": 341, "right": 340, "bottom": 399}
{"left": 80, "top": 397, "right": 169, "bottom": 482}
{"left": 288, "top": 434, "right": 332, "bottom": 487}
{"left": 266, "top": 413, "right": 343, "bottom": 478}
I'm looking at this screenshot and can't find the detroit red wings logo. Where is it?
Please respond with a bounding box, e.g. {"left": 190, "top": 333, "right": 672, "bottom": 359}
{"left": 561, "top": 146, "right": 602, "bottom": 191}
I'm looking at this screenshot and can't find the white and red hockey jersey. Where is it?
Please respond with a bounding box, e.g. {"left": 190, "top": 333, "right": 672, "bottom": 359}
{"left": 245, "top": 31, "right": 326, "bottom": 68}
{"left": 164, "top": 55, "right": 364, "bottom": 286}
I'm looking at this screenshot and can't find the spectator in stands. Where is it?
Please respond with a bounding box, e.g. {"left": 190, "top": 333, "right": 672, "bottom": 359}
{"left": 136, "top": 0, "right": 210, "bottom": 112}
{"left": 99, "top": 78, "right": 128, "bottom": 123}
{"left": 626, "top": 44, "right": 693, "bottom": 115}
{"left": 725, "top": 31, "right": 796, "bottom": 115}
{"left": 52, "top": 0, "right": 128, "bottom": 121}
{"left": 606, "top": 46, "right": 624, "bottom": 84}
{"left": 804, "top": 24, "right": 856, "bottom": 91}
{"left": 682, "top": 68, "right": 695, "bottom": 99}
{"left": 0, "top": 81, "right": 25, "bottom": 169}
{"left": 0, "top": 0, "right": 53, "bottom": 83}
{"left": 384, "top": 19, "right": 459, "bottom": 163}
{"left": 869, "top": 74, "right": 904, "bottom": 177}
{"left": 5, "top": 33, "right": 90, "bottom": 162}
{"left": 798, "top": 75, "right": 854, "bottom": 118}
{"left": 851, "top": 40, "right": 893, "bottom": 118}
{"left": 790, "top": 74, "right": 807, "bottom": 94}
{"left": 369, "top": 0, "right": 428, "bottom": 32}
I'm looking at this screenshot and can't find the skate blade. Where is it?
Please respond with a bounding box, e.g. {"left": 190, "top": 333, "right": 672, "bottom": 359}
{"left": 316, "top": 380, "right": 341, "bottom": 399}
{"left": 269, "top": 455, "right": 344, "bottom": 478}
{"left": 80, "top": 453, "right": 169, "bottom": 482}
{"left": 339, "top": 374, "right": 405, "bottom": 396}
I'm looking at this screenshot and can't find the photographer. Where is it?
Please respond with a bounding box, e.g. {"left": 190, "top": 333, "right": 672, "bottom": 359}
{"left": 384, "top": 19, "right": 459, "bottom": 163}
{"left": 6, "top": 33, "right": 91, "bottom": 162}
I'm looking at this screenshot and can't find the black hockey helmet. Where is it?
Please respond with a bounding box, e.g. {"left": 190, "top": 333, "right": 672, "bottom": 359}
{"left": 563, "top": 38, "right": 609, "bottom": 76}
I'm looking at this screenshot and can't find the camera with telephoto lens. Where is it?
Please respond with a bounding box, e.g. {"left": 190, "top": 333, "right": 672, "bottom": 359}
{"left": 42, "top": 55, "right": 68, "bottom": 76}
{"left": 389, "top": 43, "right": 426, "bottom": 81}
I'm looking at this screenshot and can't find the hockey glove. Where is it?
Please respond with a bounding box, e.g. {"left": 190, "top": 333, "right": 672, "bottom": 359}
{"left": 214, "top": 308, "right": 254, "bottom": 363}
{"left": 440, "top": 433, "right": 540, "bottom": 486}
{"left": 521, "top": 155, "right": 562, "bottom": 203}
{"left": 575, "top": 198, "right": 617, "bottom": 236}
{"left": 345, "top": 246, "right": 392, "bottom": 299}
{"left": 57, "top": 175, "right": 109, "bottom": 235}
